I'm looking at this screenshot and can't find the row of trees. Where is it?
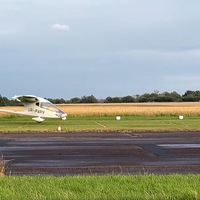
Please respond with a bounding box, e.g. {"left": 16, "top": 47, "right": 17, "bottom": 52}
{"left": 0, "top": 96, "right": 21, "bottom": 106}
{"left": 67, "top": 91, "right": 198, "bottom": 103}
{"left": 1, "top": 90, "right": 200, "bottom": 106}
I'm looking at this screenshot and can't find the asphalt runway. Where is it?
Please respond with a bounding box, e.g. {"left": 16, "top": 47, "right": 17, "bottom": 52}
{"left": 0, "top": 131, "right": 200, "bottom": 175}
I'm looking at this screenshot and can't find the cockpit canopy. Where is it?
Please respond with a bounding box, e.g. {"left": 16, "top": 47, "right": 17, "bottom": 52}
{"left": 36, "top": 102, "right": 65, "bottom": 115}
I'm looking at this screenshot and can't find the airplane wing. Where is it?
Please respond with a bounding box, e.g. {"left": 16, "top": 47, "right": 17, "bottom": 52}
{"left": 13, "top": 95, "right": 39, "bottom": 103}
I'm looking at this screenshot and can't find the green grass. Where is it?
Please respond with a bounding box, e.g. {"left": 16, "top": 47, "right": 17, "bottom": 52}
{"left": 1, "top": 115, "right": 200, "bottom": 132}
{"left": 0, "top": 174, "right": 200, "bottom": 200}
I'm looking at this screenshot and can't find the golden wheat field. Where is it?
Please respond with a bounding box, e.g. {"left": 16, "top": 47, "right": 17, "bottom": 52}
{"left": 1, "top": 102, "right": 200, "bottom": 116}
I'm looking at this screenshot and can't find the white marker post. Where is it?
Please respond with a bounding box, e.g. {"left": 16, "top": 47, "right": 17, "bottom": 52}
{"left": 116, "top": 116, "right": 121, "bottom": 121}
{"left": 58, "top": 125, "right": 62, "bottom": 132}
{"left": 179, "top": 115, "right": 184, "bottom": 120}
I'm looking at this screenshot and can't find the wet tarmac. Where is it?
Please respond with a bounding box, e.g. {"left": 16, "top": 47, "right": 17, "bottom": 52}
{"left": 0, "top": 131, "right": 200, "bottom": 175}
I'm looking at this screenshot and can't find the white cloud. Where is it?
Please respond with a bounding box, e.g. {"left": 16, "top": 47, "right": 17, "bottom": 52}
{"left": 166, "top": 75, "right": 200, "bottom": 82}
{"left": 117, "top": 48, "right": 200, "bottom": 57}
{"left": 115, "top": 48, "right": 200, "bottom": 65}
{"left": 51, "top": 24, "right": 70, "bottom": 30}
{"left": 0, "top": 30, "right": 17, "bottom": 35}
{"left": 163, "top": 75, "right": 200, "bottom": 93}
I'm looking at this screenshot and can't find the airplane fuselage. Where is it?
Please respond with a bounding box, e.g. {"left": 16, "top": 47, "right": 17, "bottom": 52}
{"left": 0, "top": 95, "right": 67, "bottom": 122}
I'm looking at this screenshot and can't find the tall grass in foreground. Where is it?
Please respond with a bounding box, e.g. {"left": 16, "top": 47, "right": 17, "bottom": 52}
{"left": 0, "top": 159, "right": 4, "bottom": 176}
{"left": 0, "top": 174, "right": 200, "bottom": 200}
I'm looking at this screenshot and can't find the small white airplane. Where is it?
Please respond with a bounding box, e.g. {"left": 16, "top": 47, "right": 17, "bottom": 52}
{"left": 0, "top": 95, "right": 67, "bottom": 122}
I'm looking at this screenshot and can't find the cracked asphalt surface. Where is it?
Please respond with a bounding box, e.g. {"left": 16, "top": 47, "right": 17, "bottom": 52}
{"left": 0, "top": 131, "right": 200, "bottom": 175}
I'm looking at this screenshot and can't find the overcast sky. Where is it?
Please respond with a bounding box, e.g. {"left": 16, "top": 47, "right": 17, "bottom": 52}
{"left": 1, "top": 0, "right": 200, "bottom": 99}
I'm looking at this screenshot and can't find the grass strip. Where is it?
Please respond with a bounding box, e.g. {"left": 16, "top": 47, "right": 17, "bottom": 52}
{"left": 0, "top": 174, "right": 200, "bottom": 200}
{"left": 1, "top": 115, "right": 200, "bottom": 132}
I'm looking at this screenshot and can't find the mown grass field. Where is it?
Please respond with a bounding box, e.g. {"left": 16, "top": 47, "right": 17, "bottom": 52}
{"left": 0, "top": 174, "right": 200, "bottom": 200}
{"left": 1, "top": 115, "right": 200, "bottom": 132}
{"left": 1, "top": 102, "right": 200, "bottom": 132}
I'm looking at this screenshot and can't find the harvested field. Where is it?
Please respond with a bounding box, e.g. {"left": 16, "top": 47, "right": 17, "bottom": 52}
{"left": 0, "top": 106, "right": 23, "bottom": 117}
{"left": 58, "top": 102, "right": 200, "bottom": 116}
{"left": 1, "top": 102, "right": 200, "bottom": 116}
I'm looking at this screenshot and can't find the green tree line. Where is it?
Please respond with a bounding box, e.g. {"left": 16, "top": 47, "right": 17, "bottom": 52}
{"left": 0, "top": 95, "right": 22, "bottom": 106}
{"left": 1, "top": 90, "right": 200, "bottom": 106}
